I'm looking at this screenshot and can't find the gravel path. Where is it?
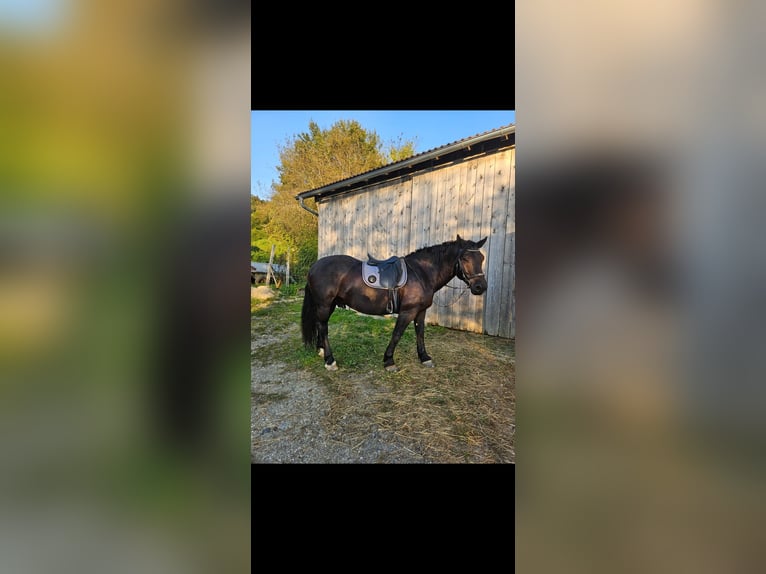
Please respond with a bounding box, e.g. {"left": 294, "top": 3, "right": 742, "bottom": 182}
{"left": 250, "top": 313, "right": 427, "bottom": 464}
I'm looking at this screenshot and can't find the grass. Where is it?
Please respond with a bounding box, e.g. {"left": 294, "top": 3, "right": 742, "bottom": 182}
{"left": 321, "top": 307, "right": 419, "bottom": 369}
{"left": 251, "top": 290, "right": 515, "bottom": 463}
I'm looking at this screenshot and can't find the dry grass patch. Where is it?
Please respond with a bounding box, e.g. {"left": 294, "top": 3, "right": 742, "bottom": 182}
{"left": 370, "top": 331, "right": 515, "bottom": 463}
{"left": 309, "top": 319, "right": 515, "bottom": 463}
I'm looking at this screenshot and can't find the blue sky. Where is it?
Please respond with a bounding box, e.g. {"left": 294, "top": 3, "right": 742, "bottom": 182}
{"left": 0, "top": 0, "right": 65, "bottom": 32}
{"left": 251, "top": 110, "right": 515, "bottom": 199}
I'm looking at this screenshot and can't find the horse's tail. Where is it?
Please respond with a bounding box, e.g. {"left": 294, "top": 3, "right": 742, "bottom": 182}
{"left": 301, "top": 282, "right": 319, "bottom": 349}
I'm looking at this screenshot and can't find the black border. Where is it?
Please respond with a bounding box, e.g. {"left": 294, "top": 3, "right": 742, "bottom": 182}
{"left": 252, "top": 8, "right": 515, "bottom": 110}
{"left": 253, "top": 464, "right": 515, "bottom": 549}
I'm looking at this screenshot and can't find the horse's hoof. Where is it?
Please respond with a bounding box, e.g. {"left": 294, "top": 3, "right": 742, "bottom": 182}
{"left": 325, "top": 360, "right": 337, "bottom": 371}
{"left": 421, "top": 360, "right": 435, "bottom": 368}
{"left": 317, "top": 348, "right": 325, "bottom": 357}
{"left": 385, "top": 364, "right": 399, "bottom": 373}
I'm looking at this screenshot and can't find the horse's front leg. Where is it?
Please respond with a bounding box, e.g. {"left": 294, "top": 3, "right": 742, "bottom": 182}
{"left": 414, "top": 308, "right": 434, "bottom": 367}
{"left": 383, "top": 310, "right": 416, "bottom": 372}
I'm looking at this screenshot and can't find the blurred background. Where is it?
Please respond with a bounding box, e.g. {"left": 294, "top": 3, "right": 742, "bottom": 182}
{"left": 7, "top": 0, "right": 766, "bottom": 570}
{"left": 517, "top": 1, "right": 766, "bottom": 572}
{"left": 0, "top": 0, "right": 250, "bottom": 571}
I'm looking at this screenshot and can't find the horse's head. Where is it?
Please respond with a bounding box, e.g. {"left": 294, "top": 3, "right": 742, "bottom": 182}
{"left": 456, "top": 235, "right": 488, "bottom": 295}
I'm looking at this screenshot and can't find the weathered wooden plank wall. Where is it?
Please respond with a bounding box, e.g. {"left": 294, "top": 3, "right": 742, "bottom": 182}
{"left": 316, "top": 145, "right": 515, "bottom": 337}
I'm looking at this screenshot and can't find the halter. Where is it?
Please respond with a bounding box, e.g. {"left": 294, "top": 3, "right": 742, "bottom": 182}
{"left": 456, "top": 248, "right": 485, "bottom": 283}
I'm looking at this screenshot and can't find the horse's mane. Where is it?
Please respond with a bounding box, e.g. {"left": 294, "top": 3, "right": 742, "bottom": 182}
{"left": 405, "top": 239, "right": 465, "bottom": 267}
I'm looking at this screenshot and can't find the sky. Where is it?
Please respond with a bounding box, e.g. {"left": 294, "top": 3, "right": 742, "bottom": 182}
{"left": 251, "top": 110, "right": 515, "bottom": 199}
{"left": 0, "top": 0, "right": 65, "bottom": 32}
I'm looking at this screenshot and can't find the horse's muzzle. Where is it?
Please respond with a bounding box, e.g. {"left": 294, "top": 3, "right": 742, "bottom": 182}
{"left": 470, "top": 279, "right": 487, "bottom": 295}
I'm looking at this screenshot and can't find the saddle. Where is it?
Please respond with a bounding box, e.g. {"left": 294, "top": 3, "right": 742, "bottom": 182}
{"left": 362, "top": 254, "right": 408, "bottom": 314}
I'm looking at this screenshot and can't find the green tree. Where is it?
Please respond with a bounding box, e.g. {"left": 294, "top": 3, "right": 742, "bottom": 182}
{"left": 250, "top": 195, "right": 273, "bottom": 262}
{"left": 386, "top": 134, "right": 418, "bottom": 163}
{"left": 264, "top": 119, "right": 416, "bottom": 278}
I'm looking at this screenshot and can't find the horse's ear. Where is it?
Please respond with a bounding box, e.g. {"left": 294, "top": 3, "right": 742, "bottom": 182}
{"left": 456, "top": 234, "right": 463, "bottom": 243}
{"left": 477, "top": 237, "right": 487, "bottom": 248}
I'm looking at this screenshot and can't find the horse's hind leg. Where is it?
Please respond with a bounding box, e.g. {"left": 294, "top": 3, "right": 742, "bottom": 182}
{"left": 317, "top": 304, "right": 337, "bottom": 370}
{"left": 316, "top": 325, "right": 324, "bottom": 357}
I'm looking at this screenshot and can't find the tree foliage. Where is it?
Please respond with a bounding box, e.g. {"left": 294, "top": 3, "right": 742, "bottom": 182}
{"left": 252, "top": 119, "right": 416, "bottom": 280}
{"left": 386, "top": 135, "right": 418, "bottom": 163}
{"left": 250, "top": 195, "right": 274, "bottom": 262}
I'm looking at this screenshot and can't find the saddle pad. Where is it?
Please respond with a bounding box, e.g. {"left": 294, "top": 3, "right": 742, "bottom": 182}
{"left": 362, "top": 258, "right": 407, "bottom": 289}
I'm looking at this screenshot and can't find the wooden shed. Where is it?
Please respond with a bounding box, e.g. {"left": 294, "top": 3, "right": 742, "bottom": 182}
{"left": 295, "top": 125, "right": 515, "bottom": 338}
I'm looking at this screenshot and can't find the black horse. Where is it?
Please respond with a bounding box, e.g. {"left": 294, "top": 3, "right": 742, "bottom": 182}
{"left": 301, "top": 234, "right": 488, "bottom": 372}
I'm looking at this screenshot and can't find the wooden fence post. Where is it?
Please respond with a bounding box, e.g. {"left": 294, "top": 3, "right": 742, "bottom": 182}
{"left": 286, "top": 249, "right": 291, "bottom": 288}
{"left": 266, "top": 244, "right": 276, "bottom": 285}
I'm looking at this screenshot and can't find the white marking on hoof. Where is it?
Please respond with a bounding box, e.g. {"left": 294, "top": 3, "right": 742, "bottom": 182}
{"left": 325, "top": 360, "right": 338, "bottom": 371}
{"left": 317, "top": 348, "right": 325, "bottom": 357}
{"left": 385, "top": 364, "right": 399, "bottom": 373}
{"left": 421, "top": 360, "right": 435, "bottom": 368}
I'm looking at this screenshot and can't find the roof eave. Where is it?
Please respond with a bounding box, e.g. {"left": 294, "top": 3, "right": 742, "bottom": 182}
{"left": 295, "top": 124, "right": 515, "bottom": 201}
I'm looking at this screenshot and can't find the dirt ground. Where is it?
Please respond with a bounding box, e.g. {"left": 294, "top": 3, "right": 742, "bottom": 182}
{"left": 251, "top": 297, "right": 515, "bottom": 464}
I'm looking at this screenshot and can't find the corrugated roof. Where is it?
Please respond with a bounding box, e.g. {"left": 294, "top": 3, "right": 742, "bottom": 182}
{"left": 295, "top": 123, "right": 515, "bottom": 201}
